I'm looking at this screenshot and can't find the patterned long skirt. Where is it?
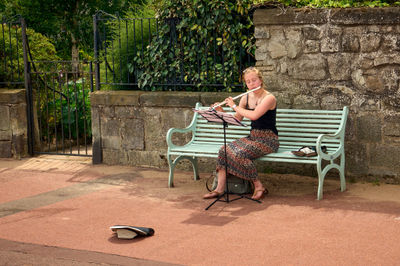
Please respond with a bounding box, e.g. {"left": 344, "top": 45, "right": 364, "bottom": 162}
{"left": 216, "top": 129, "right": 279, "bottom": 180}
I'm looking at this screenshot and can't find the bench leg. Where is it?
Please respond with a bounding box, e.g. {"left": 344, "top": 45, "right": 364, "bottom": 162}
{"left": 317, "top": 159, "right": 324, "bottom": 200}
{"left": 339, "top": 151, "right": 346, "bottom": 192}
{"left": 167, "top": 154, "right": 176, "bottom": 188}
{"left": 167, "top": 155, "right": 200, "bottom": 187}
{"left": 179, "top": 156, "right": 199, "bottom": 181}
{"left": 189, "top": 156, "right": 199, "bottom": 181}
{"left": 317, "top": 154, "right": 347, "bottom": 200}
{"left": 318, "top": 163, "right": 343, "bottom": 200}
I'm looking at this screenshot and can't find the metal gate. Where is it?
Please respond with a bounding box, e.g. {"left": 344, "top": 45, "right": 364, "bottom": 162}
{"left": 0, "top": 16, "right": 94, "bottom": 157}
{"left": 26, "top": 60, "right": 94, "bottom": 157}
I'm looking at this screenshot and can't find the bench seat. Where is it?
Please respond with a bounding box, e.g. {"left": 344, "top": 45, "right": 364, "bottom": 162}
{"left": 166, "top": 103, "right": 349, "bottom": 200}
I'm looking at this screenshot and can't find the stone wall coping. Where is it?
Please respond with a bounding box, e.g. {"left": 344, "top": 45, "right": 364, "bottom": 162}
{"left": 254, "top": 7, "right": 400, "bottom": 25}
{"left": 0, "top": 89, "right": 26, "bottom": 104}
{"left": 91, "top": 90, "right": 243, "bottom": 107}
{"left": 254, "top": 8, "right": 328, "bottom": 25}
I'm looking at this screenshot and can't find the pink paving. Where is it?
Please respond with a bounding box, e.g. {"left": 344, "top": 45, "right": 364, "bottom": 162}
{"left": 0, "top": 156, "right": 399, "bottom": 265}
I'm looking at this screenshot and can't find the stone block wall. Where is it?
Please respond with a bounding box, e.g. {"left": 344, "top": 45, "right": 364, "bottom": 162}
{"left": 89, "top": 8, "right": 400, "bottom": 183}
{"left": 90, "top": 91, "right": 232, "bottom": 170}
{"left": 91, "top": 7, "right": 400, "bottom": 182}
{"left": 253, "top": 7, "right": 400, "bottom": 182}
{"left": 0, "top": 89, "right": 28, "bottom": 158}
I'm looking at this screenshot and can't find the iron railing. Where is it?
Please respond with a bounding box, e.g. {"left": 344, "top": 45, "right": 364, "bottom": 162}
{"left": 1, "top": 11, "right": 255, "bottom": 159}
{"left": 0, "top": 15, "right": 28, "bottom": 87}
{"left": 93, "top": 12, "right": 254, "bottom": 91}
{"left": 93, "top": 11, "right": 157, "bottom": 90}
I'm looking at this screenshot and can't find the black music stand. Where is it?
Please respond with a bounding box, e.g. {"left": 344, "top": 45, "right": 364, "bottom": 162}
{"left": 194, "top": 108, "right": 261, "bottom": 210}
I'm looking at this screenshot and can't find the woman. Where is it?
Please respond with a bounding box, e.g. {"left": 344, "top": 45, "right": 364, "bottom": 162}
{"left": 203, "top": 67, "right": 279, "bottom": 200}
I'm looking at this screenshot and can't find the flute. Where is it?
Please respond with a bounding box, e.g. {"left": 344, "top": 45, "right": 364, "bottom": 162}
{"left": 211, "top": 86, "right": 262, "bottom": 110}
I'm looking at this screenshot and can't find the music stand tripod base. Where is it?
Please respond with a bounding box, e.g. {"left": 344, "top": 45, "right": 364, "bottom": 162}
{"left": 205, "top": 191, "right": 261, "bottom": 210}
{"left": 193, "top": 109, "right": 262, "bottom": 210}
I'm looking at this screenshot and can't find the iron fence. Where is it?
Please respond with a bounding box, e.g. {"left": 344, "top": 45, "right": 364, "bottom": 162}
{"left": 1, "top": 11, "right": 255, "bottom": 159}
{"left": 93, "top": 12, "right": 157, "bottom": 90}
{"left": 93, "top": 12, "right": 254, "bottom": 91}
{"left": 0, "top": 15, "right": 28, "bottom": 87}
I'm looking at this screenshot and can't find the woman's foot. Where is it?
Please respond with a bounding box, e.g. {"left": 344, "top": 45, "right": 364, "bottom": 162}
{"left": 251, "top": 179, "right": 268, "bottom": 200}
{"left": 203, "top": 190, "right": 224, "bottom": 199}
{"left": 251, "top": 188, "right": 267, "bottom": 200}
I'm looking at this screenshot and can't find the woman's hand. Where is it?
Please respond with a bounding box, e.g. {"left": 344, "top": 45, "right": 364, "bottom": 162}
{"left": 225, "top": 97, "right": 236, "bottom": 109}
{"left": 211, "top": 102, "right": 224, "bottom": 112}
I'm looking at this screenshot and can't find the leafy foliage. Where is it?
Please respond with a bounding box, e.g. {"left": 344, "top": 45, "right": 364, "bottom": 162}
{"left": 99, "top": 6, "right": 157, "bottom": 89}
{"left": 0, "top": 0, "right": 149, "bottom": 60}
{"left": 39, "top": 79, "right": 91, "bottom": 143}
{"left": 0, "top": 22, "right": 59, "bottom": 86}
{"left": 135, "top": 0, "right": 255, "bottom": 92}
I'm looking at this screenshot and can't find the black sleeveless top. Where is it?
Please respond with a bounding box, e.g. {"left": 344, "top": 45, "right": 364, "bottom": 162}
{"left": 246, "top": 94, "right": 278, "bottom": 135}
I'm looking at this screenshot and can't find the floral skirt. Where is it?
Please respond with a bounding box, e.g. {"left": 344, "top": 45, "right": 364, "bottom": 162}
{"left": 216, "top": 129, "right": 279, "bottom": 180}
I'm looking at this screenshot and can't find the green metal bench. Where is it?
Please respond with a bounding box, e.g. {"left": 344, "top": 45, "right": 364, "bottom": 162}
{"left": 166, "top": 103, "right": 349, "bottom": 200}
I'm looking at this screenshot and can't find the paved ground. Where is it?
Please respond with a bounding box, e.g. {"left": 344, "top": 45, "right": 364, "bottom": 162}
{"left": 0, "top": 155, "right": 399, "bottom": 265}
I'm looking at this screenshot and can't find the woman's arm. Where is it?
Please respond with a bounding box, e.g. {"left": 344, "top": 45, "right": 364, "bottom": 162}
{"left": 226, "top": 94, "right": 276, "bottom": 121}
{"left": 233, "top": 96, "right": 247, "bottom": 121}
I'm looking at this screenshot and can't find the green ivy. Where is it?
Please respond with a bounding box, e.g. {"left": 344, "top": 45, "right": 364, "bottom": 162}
{"left": 135, "top": 0, "right": 255, "bottom": 92}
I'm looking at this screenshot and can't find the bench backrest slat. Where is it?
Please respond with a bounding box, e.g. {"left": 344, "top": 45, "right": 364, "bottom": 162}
{"left": 193, "top": 106, "right": 345, "bottom": 150}
{"left": 278, "top": 118, "right": 341, "bottom": 123}
{"left": 277, "top": 109, "right": 344, "bottom": 114}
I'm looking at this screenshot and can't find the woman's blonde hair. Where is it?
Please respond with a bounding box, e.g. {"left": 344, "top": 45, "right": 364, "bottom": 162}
{"left": 242, "top": 66, "right": 264, "bottom": 87}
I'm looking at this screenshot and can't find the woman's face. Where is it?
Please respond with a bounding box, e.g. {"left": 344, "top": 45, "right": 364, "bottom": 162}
{"left": 244, "top": 71, "right": 262, "bottom": 90}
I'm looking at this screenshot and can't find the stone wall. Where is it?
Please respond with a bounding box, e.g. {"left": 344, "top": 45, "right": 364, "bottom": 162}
{"left": 0, "top": 89, "right": 28, "bottom": 158}
{"left": 92, "top": 7, "right": 400, "bottom": 183}
{"left": 90, "top": 91, "right": 232, "bottom": 170}
{"left": 253, "top": 7, "right": 400, "bottom": 182}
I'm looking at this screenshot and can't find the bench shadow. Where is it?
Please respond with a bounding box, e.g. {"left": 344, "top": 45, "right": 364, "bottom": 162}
{"left": 177, "top": 182, "right": 400, "bottom": 223}
{"left": 280, "top": 190, "right": 400, "bottom": 216}
{"left": 83, "top": 168, "right": 400, "bottom": 221}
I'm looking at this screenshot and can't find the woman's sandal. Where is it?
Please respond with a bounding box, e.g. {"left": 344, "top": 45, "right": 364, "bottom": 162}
{"left": 292, "top": 146, "right": 327, "bottom": 157}
{"left": 251, "top": 188, "right": 268, "bottom": 200}
{"left": 292, "top": 146, "right": 315, "bottom": 157}
{"left": 304, "top": 146, "right": 328, "bottom": 157}
{"left": 203, "top": 190, "right": 224, "bottom": 199}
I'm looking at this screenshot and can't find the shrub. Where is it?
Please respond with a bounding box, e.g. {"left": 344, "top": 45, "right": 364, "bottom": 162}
{"left": 38, "top": 78, "right": 91, "bottom": 145}
{"left": 0, "top": 21, "right": 59, "bottom": 86}
{"left": 100, "top": 7, "right": 157, "bottom": 90}
{"left": 135, "top": 0, "right": 255, "bottom": 92}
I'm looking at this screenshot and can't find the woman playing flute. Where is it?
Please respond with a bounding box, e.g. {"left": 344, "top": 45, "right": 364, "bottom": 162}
{"left": 203, "top": 66, "right": 279, "bottom": 201}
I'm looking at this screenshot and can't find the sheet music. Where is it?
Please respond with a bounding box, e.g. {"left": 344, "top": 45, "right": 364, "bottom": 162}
{"left": 193, "top": 109, "right": 247, "bottom": 127}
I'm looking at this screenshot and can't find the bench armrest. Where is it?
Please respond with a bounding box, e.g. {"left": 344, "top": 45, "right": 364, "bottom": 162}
{"left": 316, "top": 106, "right": 349, "bottom": 160}
{"left": 316, "top": 134, "right": 344, "bottom": 160}
{"left": 166, "top": 126, "right": 196, "bottom": 149}
{"left": 166, "top": 103, "right": 201, "bottom": 149}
